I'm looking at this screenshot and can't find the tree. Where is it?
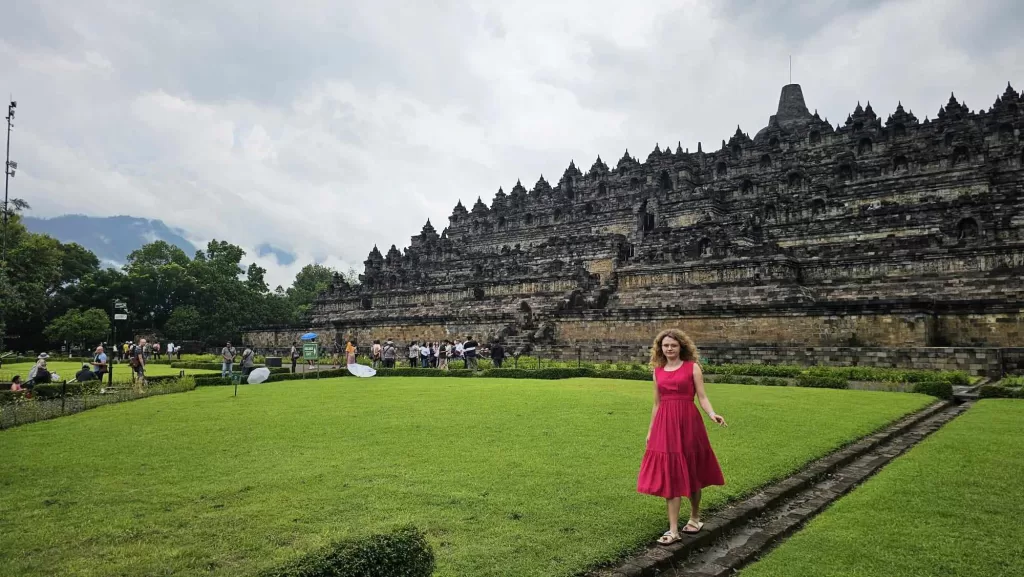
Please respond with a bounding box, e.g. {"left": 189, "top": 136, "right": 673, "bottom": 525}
{"left": 286, "top": 263, "right": 337, "bottom": 319}
{"left": 246, "top": 263, "right": 268, "bottom": 294}
{"left": 43, "top": 308, "right": 110, "bottom": 350}
{"left": 164, "top": 305, "right": 202, "bottom": 341}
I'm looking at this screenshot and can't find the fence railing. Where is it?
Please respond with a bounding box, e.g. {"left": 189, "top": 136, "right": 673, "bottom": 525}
{"left": 0, "top": 378, "right": 195, "bottom": 430}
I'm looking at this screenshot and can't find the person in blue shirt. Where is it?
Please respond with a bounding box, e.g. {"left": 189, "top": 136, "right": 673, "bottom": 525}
{"left": 91, "top": 345, "right": 109, "bottom": 380}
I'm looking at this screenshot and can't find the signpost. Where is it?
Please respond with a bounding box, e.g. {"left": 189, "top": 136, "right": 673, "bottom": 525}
{"left": 111, "top": 300, "right": 128, "bottom": 361}
{"left": 302, "top": 342, "right": 319, "bottom": 379}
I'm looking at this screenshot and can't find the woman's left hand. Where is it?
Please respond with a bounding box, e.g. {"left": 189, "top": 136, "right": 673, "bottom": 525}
{"left": 711, "top": 414, "right": 728, "bottom": 427}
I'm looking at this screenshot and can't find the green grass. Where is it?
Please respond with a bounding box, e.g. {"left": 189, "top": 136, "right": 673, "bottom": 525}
{"left": 0, "top": 361, "right": 220, "bottom": 383}
{"left": 0, "top": 378, "right": 932, "bottom": 577}
{"left": 741, "top": 399, "right": 1024, "bottom": 577}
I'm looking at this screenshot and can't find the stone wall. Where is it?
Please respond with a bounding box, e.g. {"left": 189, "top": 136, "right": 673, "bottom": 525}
{"left": 525, "top": 343, "right": 1014, "bottom": 377}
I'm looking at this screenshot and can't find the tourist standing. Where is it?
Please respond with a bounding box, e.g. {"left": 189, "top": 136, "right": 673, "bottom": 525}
{"left": 221, "top": 341, "right": 237, "bottom": 377}
{"left": 420, "top": 339, "right": 431, "bottom": 368}
{"left": 454, "top": 340, "right": 464, "bottom": 367}
{"left": 153, "top": 341, "right": 161, "bottom": 360}
{"left": 91, "top": 345, "right": 108, "bottom": 380}
{"left": 490, "top": 342, "right": 506, "bottom": 368}
{"left": 438, "top": 341, "right": 449, "bottom": 370}
{"left": 167, "top": 342, "right": 175, "bottom": 360}
{"left": 371, "top": 340, "right": 382, "bottom": 368}
{"left": 290, "top": 341, "right": 300, "bottom": 373}
{"left": 345, "top": 339, "right": 357, "bottom": 365}
{"left": 464, "top": 336, "right": 478, "bottom": 369}
{"left": 382, "top": 340, "right": 397, "bottom": 368}
{"left": 637, "top": 329, "right": 726, "bottom": 545}
{"left": 131, "top": 339, "right": 148, "bottom": 390}
{"left": 241, "top": 346, "right": 256, "bottom": 378}
{"left": 408, "top": 341, "right": 419, "bottom": 368}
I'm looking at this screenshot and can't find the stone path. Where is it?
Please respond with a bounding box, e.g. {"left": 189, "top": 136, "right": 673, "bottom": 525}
{"left": 588, "top": 400, "right": 971, "bottom": 577}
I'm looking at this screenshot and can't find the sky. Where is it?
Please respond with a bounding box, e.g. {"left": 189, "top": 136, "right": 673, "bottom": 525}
{"left": 1, "top": 0, "right": 1022, "bottom": 289}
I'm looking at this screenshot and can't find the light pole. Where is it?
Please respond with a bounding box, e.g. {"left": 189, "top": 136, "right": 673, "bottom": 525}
{"left": 2, "top": 98, "right": 16, "bottom": 268}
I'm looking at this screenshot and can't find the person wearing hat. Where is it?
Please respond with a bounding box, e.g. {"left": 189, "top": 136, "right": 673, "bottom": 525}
{"left": 76, "top": 363, "right": 97, "bottom": 382}
{"left": 27, "top": 356, "right": 52, "bottom": 387}
{"left": 382, "top": 339, "right": 397, "bottom": 368}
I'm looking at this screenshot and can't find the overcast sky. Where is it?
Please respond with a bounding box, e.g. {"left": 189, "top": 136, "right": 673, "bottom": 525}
{"left": 2, "top": 0, "right": 1021, "bottom": 288}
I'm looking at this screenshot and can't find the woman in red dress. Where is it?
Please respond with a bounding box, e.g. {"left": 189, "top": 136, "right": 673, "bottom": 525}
{"left": 637, "top": 328, "right": 727, "bottom": 545}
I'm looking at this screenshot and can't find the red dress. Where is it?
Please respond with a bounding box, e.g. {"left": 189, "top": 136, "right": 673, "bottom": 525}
{"left": 637, "top": 361, "right": 725, "bottom": 498}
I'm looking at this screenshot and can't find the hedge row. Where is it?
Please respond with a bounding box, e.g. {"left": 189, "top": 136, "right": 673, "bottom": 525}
{"left": 978, "top": 384, "right": 1024, "bottom": 399}
{"left": 259, "top": 526, "right": 434, "bottom": 577}
{"left": 704, "top": 364, "right": 804, "bottom": 378}
{"left": 911, "top": 381, "right": 954, "bottom": 400}
{"left": 795, "top": 374, "right": 849, "bottom": 389}
{"left": 805, "top": 366, "right": 970, "bottom": 385}
{"left": 171, "top": 361, "right": 286, "bottom": 373}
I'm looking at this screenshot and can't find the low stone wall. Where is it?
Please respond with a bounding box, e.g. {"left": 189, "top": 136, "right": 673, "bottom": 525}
{"left": 527, "top": 344, "right": 1016, "bottom": 377}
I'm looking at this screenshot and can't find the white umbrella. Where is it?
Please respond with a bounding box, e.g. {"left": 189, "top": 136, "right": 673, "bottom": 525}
{"left": 347, "top": 363, "right": 377, "bottom": 378}
{"left": 247, "top": 367, "right": 271, "bottom": 384}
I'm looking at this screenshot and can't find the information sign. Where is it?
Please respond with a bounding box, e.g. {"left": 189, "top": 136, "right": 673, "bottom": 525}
{"left": 302, "top": 343, "right": 319, "bottom": 360}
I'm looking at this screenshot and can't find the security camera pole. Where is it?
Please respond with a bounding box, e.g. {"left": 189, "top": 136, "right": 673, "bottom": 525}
{"left": 2, "top": 98, "right": 16, "bottom": 268}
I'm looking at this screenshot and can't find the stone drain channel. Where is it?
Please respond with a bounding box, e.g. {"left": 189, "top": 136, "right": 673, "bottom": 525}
{"left": 589, "top": 400, "right": 972, "bottom": 577}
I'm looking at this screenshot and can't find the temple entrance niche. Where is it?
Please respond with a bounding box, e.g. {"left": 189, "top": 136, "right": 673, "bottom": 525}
{"left": 638, "top": 200, "right": 656, "bottom": 235}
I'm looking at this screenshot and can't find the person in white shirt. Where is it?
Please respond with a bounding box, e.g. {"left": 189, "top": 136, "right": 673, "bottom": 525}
{"left": 420, "top": 340, "right": 431, "bottom": 368}
{"left": 408, "top": 342, "right": 419, "bottom": 368}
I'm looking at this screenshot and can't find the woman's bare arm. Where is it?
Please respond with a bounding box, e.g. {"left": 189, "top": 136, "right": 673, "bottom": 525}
{"left": 694, "top": 364, "right": 727, "bottom": 426}
{"left": 647, "top": 373, "right": 660, "bottom": 441}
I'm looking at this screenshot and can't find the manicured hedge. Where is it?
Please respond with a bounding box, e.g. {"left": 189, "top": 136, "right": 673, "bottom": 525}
{"left": 592, "top": 369, "right": 651, "bottom": 381}
{"left": 259, "top": 526, "right": 434, "bottom": 577}
{"left": 376, "top": 368, "right": 476, "bottom": 378}
{"left": 806, "top": 366, "right": 970, "bottom": 385}
{"left": 978, "top": 385, "right": 1024, "bottom": 399}
{"left": 911, "top": 381, "right": 954, "bottom": 400}
{"left": 704, "top": 364, "right": 804, "bottom": 378}
{"left": 795, "top": 374, "right": 849, "bottom": 389}
{"left": 481, "top": 367, "right": 595, "bottom": 379}
{"left": 760, "top": 377, "right": 789, "bottom": 387}
{"left": 0, "top": 390, "right": 25, "bottom": 405}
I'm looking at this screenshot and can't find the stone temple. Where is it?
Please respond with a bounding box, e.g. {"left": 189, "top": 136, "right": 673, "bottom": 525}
{"left": 247, "top": 83, "right": 1024, "bottom": 375}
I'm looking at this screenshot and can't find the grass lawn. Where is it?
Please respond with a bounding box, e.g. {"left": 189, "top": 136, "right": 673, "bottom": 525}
{"left": 741, "top": 399, "right": 1024, "bottom": 577}
{"left": 0, "top": 378, "right": 932, "bottom": 577}
{"left": 0, "top": 361, "right": 220, "bottom": 383}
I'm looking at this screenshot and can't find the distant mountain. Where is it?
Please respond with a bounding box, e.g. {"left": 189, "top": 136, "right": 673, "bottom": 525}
{"left": 22, "top": 214, "right": 198, "bottom": 266}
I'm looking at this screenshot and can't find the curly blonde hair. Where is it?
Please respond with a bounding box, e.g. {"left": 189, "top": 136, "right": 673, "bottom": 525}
{"left": 649, "top": 328, "right": 699, "bottom": 368}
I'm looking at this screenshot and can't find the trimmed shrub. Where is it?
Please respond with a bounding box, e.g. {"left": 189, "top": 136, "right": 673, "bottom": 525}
{"left": 0, "top": 390, "right": 26, "bottom": 405}
{"left": 194, "top": 376, "right": 234, "bottom": 387}
{"left": 978, "top": 385, "right": 1024, "bottom": 399}
{"left": 375, "top": 368, "right": 475, "bottom": 378}
{"left": 259, "top": 525, "right": 434, "bottom": 577}
{"left": 481, "top": 367, "right": 595, "bottom": 379}
{"left": 727, "top": 376, "right": 758, "bottom": 385}
{"left": 806, "top": 366, "right": 970, "bottom": 385}
{"left": 703, "top": 364, "right": 804, "bottom": 378}
{"left": 591, "top": 370, "right": 651, "bottom": 382}
{"left": 759, "top": 377, "right": 789, "bottom": 387}
{"left": 911, "top": 381, "right": 954, "bottom": 400}
{"left": 795, "top": 374, "right": 849, "bottom": 389}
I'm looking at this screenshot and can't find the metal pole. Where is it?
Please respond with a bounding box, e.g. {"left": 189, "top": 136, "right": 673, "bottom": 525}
{"left": 2, "top": 100, "right": 14, "bottom": 268}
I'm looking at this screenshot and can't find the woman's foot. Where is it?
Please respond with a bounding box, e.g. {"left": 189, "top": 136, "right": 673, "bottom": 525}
{"left": 657, "top": 530, "right": 682, "bottom": 545}
{"left": 681, "top": 520, "right": 704, "bottom": 534}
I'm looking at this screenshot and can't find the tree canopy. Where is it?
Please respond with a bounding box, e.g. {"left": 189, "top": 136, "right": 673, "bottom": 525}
{"left": 0, "top": 207, "right": 355, "bottom": 353}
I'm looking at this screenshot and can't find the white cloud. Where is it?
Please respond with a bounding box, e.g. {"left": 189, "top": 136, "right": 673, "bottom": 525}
{"left": 0, "top": 0, "right": 1021, "bottom": 290}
